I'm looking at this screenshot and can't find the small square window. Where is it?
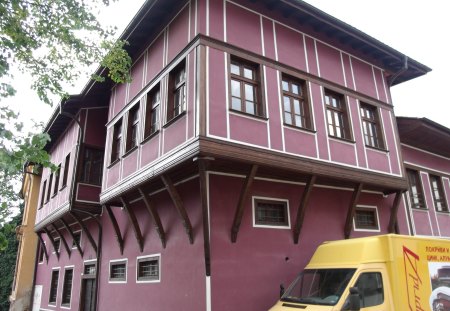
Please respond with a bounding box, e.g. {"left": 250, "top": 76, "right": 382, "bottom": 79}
{"left": 137, "top": 255, "right": 160, "bottom": 282}
{"left": 354, "top": 207, "right": 379, "bottom": 231}
{"left": 109, "top": 260, "right": 127, "bottom": 282}
{"left": 72, "top": 231, "right": 81, "bottom": 249}
{"left": 84, "top": 263, "right": 96, "bottom": 276}
{"left": 253, "top": 198, "right": 290, "bottom": 228}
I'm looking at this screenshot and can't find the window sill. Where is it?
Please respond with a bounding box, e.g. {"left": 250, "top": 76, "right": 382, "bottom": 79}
{"left": 107, "top": 158, "right": 120, "bottom": 169}
{"left": 164, "top": 110, "right": 186, "bottom": 128}
{"left": 283, "top": 123, "right": 316, "bottom": 134}
{"left": 141, "top": 130, "right": 160, "bottom": 145}
{"left": 123, "top": 145, "right": 138, "bottom": 159}
{"left": 365, "top": 145, "right": 389, "bottom": 153}
{"left": 328, "top": 135, "right": 355, "bottom": 144}
{"left": 229, "top": 109, "right": 268, "bottom": 121}
{"left": 436, "top": 210, "right": 450, "bottom": 214}
{"left": 411, "top": 207, "right": 428, "bottom": 211}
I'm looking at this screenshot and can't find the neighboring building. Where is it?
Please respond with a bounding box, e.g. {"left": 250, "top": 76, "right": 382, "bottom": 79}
{"left": 398, "top": 117, "right": 450, "bottom": 238}
{"left": 9, "top": 164, "right": 41, "bottom": 311}
{"left": 31, "top": 1, "right": 431, "bottom": 311}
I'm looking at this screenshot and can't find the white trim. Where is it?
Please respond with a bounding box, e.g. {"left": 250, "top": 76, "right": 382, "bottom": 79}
{"left": 402, "top": 143, "right": 450, "bottom": 161}
{"left": 60, "top": 266, "right": 75, "bottom": 309}
{"left": 272, "top": 21, "right": 278, "bottom": 61}
{"left": 228, "top": 110, "right": 268, "bottom": 123}
{"left": 49, "top": 267, "right": 61, "bottom": 307}
{"left": 276, "top": 70, "right": 285, "bottom": 151}
{"left": 404, "top": 193, "right": 416, "bottom": 235}
{"left": 349, "top": 56, "right": 357, "bottom": 91}
{"left": 195, "top": 0, "right": 198, "bottom": 35}
{"left": 314, "top": 39, "right": 321, "bottom": 77}
{"left": 136, "top": 254, "right": 161, "bottom": 284}
{"left": 223, "top": 0, "right": 227, "bottom": 42}
{"left": 344, "top": 95, "right": 358, "bottom": 166}
{"left": 252, "top": 196, "right": 291, "bottom": 229}
{"left": 260, "top": 15, "right": 265, "bottom": 57}
{"left": 376, "top": 106, "right": 391, "bottom": 173}
{"left": 263, "top": 66, "right": 271, "bottom": 149}
{"left": 419, "top": 172, "right": 435, "bottom": 236}
{"left": 319, "top": 86, "right": 330, "bottom": 160}
{"left": 380, "top": 68, "right": 389, "bottom": 104}
{"left": 224, "top": 53, "right": 230, "bottom": 139}
{"left": 340, "top": 51, "right": 347, "bottom": 88}
{"left": 388, "top": 111, "right": 402, "bottom": 175}
{"left": 403, "top": 162, "right": 450, "bottom": 178}
{"left": 108, "top": 258, "right": 128, "bottom": 284}
{"left": 307, "top": 81, "right": 319, "bottom": 158}
{"left": 371, "top": 66, "right": 380, "bottom": 100}
{"left": 443, "top": 177, "right": 450, "bottom": 212}
{"left": 356, "top": 100, "right": 368, "bottom": 168}
{"left": 352, "top": 205, "right": 381, "bottom": 232}
{"left": 425, "top": 172, "right": 442, "bottom": 236}
{"left": 206, "top": 46, "right": 210, "bottom": 136}
{"left": 283, "top": 124, "right": 317, "bottom": 136}
{"left": 206, "top": 276, "right": 212, "bottom": 311}
{"left": 303, "top": 34, "right": 309, "bottom": 73}
{"left": 188, "top": 1, "right": 191, "bottom": 41}
{"left": 206, "top": 0, "right": 209, "bottom": 36}
{"left": 186, "top": 53, "right": 191, "bottom": 141}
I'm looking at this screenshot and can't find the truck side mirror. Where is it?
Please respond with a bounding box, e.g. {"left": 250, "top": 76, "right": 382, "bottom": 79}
{"left": 348, "top": 287, "right": 360, "bottom": 311}
{"left": 280, "top": 284, "right": 285, "bottom": 298}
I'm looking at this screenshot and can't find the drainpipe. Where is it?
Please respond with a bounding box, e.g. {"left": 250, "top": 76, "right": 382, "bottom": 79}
{"left": 388, "top": 55, "right": 408, "bottom": 87}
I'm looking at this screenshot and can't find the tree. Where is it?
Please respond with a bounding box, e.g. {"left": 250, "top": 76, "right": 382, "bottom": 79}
{"left": 0, "top": 210, "right": 22, "bottom": 310}
{"left": 0, "top": 0, "right": 132, "bottom": 223}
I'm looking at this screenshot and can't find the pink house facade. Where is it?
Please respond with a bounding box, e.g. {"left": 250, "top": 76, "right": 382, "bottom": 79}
{"left": 31, "top": 1, "right": 431, "bottom": 311}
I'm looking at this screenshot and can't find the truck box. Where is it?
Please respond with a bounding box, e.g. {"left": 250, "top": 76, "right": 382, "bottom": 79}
{"left": 269, "top": 234, "right": 450, "bottom": 311}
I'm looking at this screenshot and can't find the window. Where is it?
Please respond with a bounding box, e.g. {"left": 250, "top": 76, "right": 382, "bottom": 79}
{"left": 49, "top": 269, "right": 59, "bottom": 304}
{"left": 360, "top": 103, "right": 384, "bottom": 149}
{"left": 53, "top": 238, "right": 61, "bottom": 253}
{"left": 324, "top": 90, "right": 351, "bottom": 140}
{"left": 110, "top": 120, "right": 123, "bottom": 163}
{"left": 144, "top": 85, "right": 161, "bottom": 137}
{"left": 53, "top": 164, "right": 61, "bottom": 196}
{"left": 40, "top": 180, "right": 47, "bottom": 208}
{"left": 354, "top": 207, "right": 379, "bottom": 230}
{"left": 72, "top": 231, "right": 81, "bottom": 249}
{"left": 46, "top": 173, "right": 53, "bottom": 202}
{"left": 61, "top": 153, "right": 70, "bottom": 188}
{"left": 126, "top": 105, "right": 140, "bottom": 151}
{"left": 281, "top": 75, "right": 311, "bottom": 129}
{"left": 109, "top": 260, "right": 127, "bottom": 282}
{"left": 80, "top": 147, "right": 103, "bottom": 185}
{"left": 137, "top": 255, "right": 160, "bottom": 282}
{"left": 430, "top": 175, "right": 448, "bottom": 212}
{"left": 61, "top": 268, "right": 74, "bottom": 306}
{"left": 406, "top": 169, "right": 425, "bottom": 209}
{"left": 230, "top": 58, "right": 262, "bottom": 116}
{"left": 38, "top": 241, "right": 45, "bottom": 263}
{"left": 354, "top": 272, "right": 384, "bottom": 307}
{"left": 253, "top": 198, "right": 290, "bottom": 228}
{"left": 167, "top": 61, "right": 186, "bottom": 121}
{"left": 84, "top": 263, "right": 96, "bottom": 276}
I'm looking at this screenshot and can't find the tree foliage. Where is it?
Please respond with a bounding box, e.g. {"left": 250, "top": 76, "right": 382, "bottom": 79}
{"left": 0, "top": 210, "right": 22, "bottom": 310}
{"left": 0, "top": 0, "right": 132, "bottom": 223}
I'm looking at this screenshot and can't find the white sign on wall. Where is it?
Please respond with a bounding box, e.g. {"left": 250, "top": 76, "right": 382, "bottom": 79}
{"left": 32, "top": 285, "right": 42, "bottom": 311}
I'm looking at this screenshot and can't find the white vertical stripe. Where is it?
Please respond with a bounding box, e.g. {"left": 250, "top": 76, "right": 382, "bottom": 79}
{"left": 263, "top": 66, "right": 271, "bottom": 149}
{"left": 349, "top": 56, "right": 357, "bottom": 91}
{"left": 320, "top": 86, "right": 330, "bottom": 160}
{"left": 206, "top": 276, "right": 212, "bottom": 311}
{"left": 276, "top": 71, "right": 285, "bottom": 151}
{"left": 371, "top": 66, "right": 380, "bottom": 100}
{"left": 403, "top": 194, "right": 413, "bottom": 236}
{"left": 381, "top": 69, "right": 389, "bottom": 104}
{"left": 443, "top": 177, "right": 450, "bottom": 211}
{"left": 378, "top": 107, "right": 391, "bottom": 173}
{"left": 308, "top": 82, "right": 319, "bottom": 158}
{"left": 345, "top": 95, "right": 358, "bottom": 167}
{"left": 188, "top": 1, "right": 191, "bottom": 41}
{"left": 356, "top": 100, "right": 368, "bottom": 168}
{"left": 272, "top": 21, "right": 278, "bottom": 61}
{"left": 225, "top": 53, "right": 230, "bottom": 139}
{"left": 195, "top": 0, "right": 198, "bottom": 35}
{"left": 186, "top": 54, "right": 190, "bottom": 141}
{"left": 206, "top": 47, "right": 210, "bottom": 136}
{"left": 260, "top": 16, "right": 265, "bottom": 57}
{"left": 314, "top": 40, "right": 321, "bottom": 77}
{"left": 340, "top": 51, "right": 347, "bottom": 88}
{"left": 425, "top": 172, "right": 442, "bottom": 236}
{"left": 206, "top": 0, "right": 209, "bottom": 36}
{"left": 303, "top": 34, "right": 309, "bottom": 73}
{"left": 223, "top": 0, "right": 227, "bottom": 42}
{"left": 388, "top": 111, "right": 402, "bottom": 175}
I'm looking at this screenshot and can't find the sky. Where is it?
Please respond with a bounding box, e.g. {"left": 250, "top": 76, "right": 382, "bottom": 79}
{"left": 5, "top": 0, "right": 450, "bottom": 131}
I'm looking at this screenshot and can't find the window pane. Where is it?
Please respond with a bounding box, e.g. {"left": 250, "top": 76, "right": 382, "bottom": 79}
{"left": 243, "top": 67, "right": 253, "bottom": 79}
{"left": 285, "top": 112, "right": 292, "bottom": 125}
{"left": 283, "top": 97, "right": 291, "bottom": 112}
{"left": 292, "top": 83, "right": 300, "bottom": 95}
{"left": 245, "top": 101, "right": 255, "bottom": 115}
{"left": 245, "top": 84, "right": 254, "bottom": 101}
{"left": 295, "top": 116, "right": 303, "bottom": 127}
{"left": 355, "top": 273, "right": 384, "bottom": 307}
{"left": 232, "top": 97, "right": 241, "bottom": 111}
{"left": 230, "top": 63, "right": 240, "bottom": 75}
{"left": 255, "top": 201, "right": 288, "bottom": 226}
{"left": 231, "top": 80, "right": 240, "bottom": 97}
{"left": 293, "top": 99, "right": 301, "bottom": 114}
{"left": 282, "top": 80, "right": 289, "bottom": 92}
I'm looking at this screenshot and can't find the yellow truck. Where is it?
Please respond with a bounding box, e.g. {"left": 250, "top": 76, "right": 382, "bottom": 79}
{"left": 269, "top": 234, "right": 450, "bottom": 311}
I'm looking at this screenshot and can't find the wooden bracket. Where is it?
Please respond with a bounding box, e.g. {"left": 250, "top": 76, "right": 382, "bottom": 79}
{"left": 43, "top": 227, "right": 60, "bottom": 259}
{"left": 388, "top": 191, "right": 402, "bottom": 233}
{"left": 37, "top": 232, "right": 49, "bottom": 262}
{"left": 198, "top": 159, "right": 211, "bottom": 276}
{"left": 138, "top": 188, "right": 166, "bottom": 249}
{"left": 231, "top": 165, "right": 258, "bottom": 243}
{"left": 51, "top": 223, "right": 71, "bottom": 258}
{"left": 161, "top": 174, "right": 194, "bottom": 244}
{"left": 344, "top": 183, "right": 363, "bottom": 239}
{"left": 71, "top": 212, "right": 97, "bottom": 253}
{"left": 293, "top": 175, "right": 316, "bottom": 244}
{"left": 60, "top": 218, "right": 83, "bottom": 257}
{"left": 104, "top": 205, "right": 125, "bottom": 254}
{"left": 120, "top": 197, "right": 144, "bottom": 252}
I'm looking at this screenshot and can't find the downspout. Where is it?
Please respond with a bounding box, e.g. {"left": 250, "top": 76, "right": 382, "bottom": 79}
{"left": 71, "top": 209, "right": 102, "bottom": 311}
{"left": 388, "top": 55, "right": 408, "bottom": 87}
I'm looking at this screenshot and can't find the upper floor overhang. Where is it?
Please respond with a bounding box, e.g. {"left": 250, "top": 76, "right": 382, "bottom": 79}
{"left": 397, "top": 117, "right": 450, "bottom": 158}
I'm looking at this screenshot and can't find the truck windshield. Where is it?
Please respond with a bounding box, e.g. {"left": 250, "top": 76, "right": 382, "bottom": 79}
{"left": 281, "top": 268, "right": 356, "bottom": 306}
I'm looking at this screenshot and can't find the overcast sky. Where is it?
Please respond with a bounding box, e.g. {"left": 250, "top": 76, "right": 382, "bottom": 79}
{"left": 6, "top": 0, "right": 450, "bottom": 131}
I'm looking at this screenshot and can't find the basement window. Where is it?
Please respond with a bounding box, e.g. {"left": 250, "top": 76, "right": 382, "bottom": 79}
{"left": 354, "top": 206, "right": 380, "bottom": 231}
{"left": 109, "top": 260, "right": 127, "bottom": 283}
{"left": 253, "top": 197, "right": 290, "bottom": 228}
{"left": 137, "top": 255, "right": 160, "bottom": 283}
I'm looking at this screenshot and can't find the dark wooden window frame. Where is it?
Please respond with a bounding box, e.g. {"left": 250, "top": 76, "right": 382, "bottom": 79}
{"left": 126, "top": 104, "right": 140, "bottom": 152}
{"left": 61, "top": 153, "right": 70, "bottom": 189}
{"left": 52, "top": 164, "right": 61, "bottom": 196}
{"left": 46, "top": 173, "right": 53, "bottom": 202}
{"left": 281, "top": 74, "right": 312, "bottom": 130}
{"left": 61, "top": 268, "right": 74, "bottom": 307}
{"left": 253, "top": 197, "right": 290, "bottom": 228}
{"left": 110, "top": 119, "right": 123, "bottom": 164}
{"left": 406, "top": 169, "right": 426, "bottom": 209}
{"left": 38, "top": 241, "right": 45, "bottom": 263}
{"left": 360, "top": 103, "right": 384, "bottom": 149}
{"left": 49, "top": 268, "right": 60, "bottom": 305}
{"left": 136, "top": 254, "right": 161, "bottom": 283}
{"left": 167, "top": 60, "right": 186, "bottom": 122}
{"left": 430, "top": 174, "right": 448, "bottom": 212}
{"left": 80, "top": 146, "right": 104, "bottom": 186}
{"left": 144, "top": 84, "right": 161, "bottom": 138}
{"left": 324, "top": 89, "right": 352, "bottom": 140}
{"left": 229, "top": 56, "right": 264, "bottom": 117}
{"left": 109, "top": 259, "right": 127, "bottom": 283}
{"left": 353, "top": 206, "right": 380, "bottom": 231}
{"left": 40, "top": 180, "right": 47, "bottom": 209}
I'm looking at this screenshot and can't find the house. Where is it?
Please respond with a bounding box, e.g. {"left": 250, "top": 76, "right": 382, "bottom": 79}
{"left": 9, "top": 163, "right": 41, "bottom": 311}
{"left": 30, "top": 1, "right": 431, "bottom": 310}
{"left": 398, "top": 117, "right": 450, "bottom": 238}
